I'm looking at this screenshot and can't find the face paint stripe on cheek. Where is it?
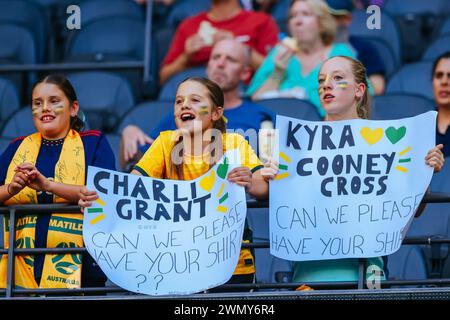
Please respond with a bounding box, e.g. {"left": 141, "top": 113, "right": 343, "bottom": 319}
{"left": 336, "top": 81, "right": 349, "bottom": 89}
{"left": 31, "top": 106, "right": 39, "bottom": 117}
{"left": 53, "top": 105, "right": 65, "bottom": 115}
{"left": 199, "top": 105, "right": 209, "bottom": 115}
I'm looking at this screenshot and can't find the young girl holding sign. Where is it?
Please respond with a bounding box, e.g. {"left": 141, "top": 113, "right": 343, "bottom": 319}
{"left": 293, "top": 56, "right": 445, "bottom": 286}
{"left": 0, "top": 74, "right": 115, "bottom": 289}
{"left": 81, "top": 77, "right": 278, "bottom": 288}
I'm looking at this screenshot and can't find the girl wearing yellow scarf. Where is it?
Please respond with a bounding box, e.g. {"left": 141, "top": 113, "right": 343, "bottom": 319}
{"left": 0, "top": 74, "right": 116, "bottom": 289}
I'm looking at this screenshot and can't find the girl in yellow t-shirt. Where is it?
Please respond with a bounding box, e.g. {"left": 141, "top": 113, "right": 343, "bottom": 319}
{"left": 85, "top": 77, "right": 278, "bottom": 290}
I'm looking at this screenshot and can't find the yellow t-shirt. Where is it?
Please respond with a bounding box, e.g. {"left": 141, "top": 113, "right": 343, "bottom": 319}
{"left": 135, "top": 131, "right": 263, "bottom": 275}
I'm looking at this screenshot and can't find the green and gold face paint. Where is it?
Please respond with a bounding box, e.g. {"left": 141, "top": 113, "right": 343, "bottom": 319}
{"left": 336, "top": 81, "right": 349, "bottom": 89}
{"left": 53, "top": 104, "right": 65, "bottom": 115}
{"left": 199, "top": 105, "right": 209, "bottom": 116}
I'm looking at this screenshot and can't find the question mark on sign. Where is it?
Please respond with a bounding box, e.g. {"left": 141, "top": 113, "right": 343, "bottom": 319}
{"left": 154, "top": 274, "right": 163, "bottom": 290}
{"left": 136, "top": 274, "right": 147, "bottom": 291}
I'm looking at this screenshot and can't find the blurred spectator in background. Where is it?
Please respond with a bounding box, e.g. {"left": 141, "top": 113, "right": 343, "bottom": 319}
{"left": 327, "top": 0, "right": 386, "bottom": 95}
{"left": 434, "top": 52, "right": 450, "bottom": 157}
{"left": 246, "top": 0, "right": 355, "bottom": 118}
{"left": 122, "top": 38, "right": 275, "bottom": 170}
{"left": 159, "top": 0, "right": 279, "bottom": 84}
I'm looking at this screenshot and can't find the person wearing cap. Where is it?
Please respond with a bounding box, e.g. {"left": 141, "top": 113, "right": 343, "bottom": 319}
{"left": 326, "top": 0, "right": 386, "bottom": 95}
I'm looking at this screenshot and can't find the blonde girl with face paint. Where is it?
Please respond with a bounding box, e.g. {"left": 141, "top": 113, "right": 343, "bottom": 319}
{"left": 292, "top": 56, "right": 445, "bottom": 287}
{"left": 0, "top": 74, "right": 116, "bottom": 289}
{"left": 84, "top": 77, "right": 278, "bottom": 289}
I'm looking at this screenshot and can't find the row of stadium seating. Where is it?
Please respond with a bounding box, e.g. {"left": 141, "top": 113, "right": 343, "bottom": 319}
{"left": 2, "top": 0, "right": 450, "bottom": 103}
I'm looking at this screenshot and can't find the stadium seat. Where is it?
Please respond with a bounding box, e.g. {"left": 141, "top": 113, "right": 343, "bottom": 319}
{"left": 387, "top": 245, "right": 428, "bottom": 281}
{"left": 370, "top": 94, "right": 436, "bottom": 120}
{"left": 384, "top": 0, "right": 448, "bottom": 16}
{"left": 0, "top": 0, "right": 48, "bottom": 62}
{"left": 384, "top": 0, "right": 447, "bottom": 62}
{"left": 116, "top": 100, "right": 172, "bottom": 135}
{"left": 386, "top": 62, "right": 434, "bottom": 101}
{"left": 78, "top": 0, "right": 144, "bottom": 26}
{"left": 0, "top": 77, "right": 20, "bottom": 130}
{"left": 422, "top": 35, "right": 450, "bottom": 62}
{"left": 349, "top": 10, "right": 402, "bottom": 66}
{"left": 158, "top": 67, "right": 207, "bottom": 101}
{"left": 166, "top": 0, "right": 211, "bottom": 28}
{"left": 439, "top": 17, "right": 450, "bottom": 36}
{"left": 0, "top": 137, "right": 11, "bottom": 154}
{"left": 105, "top": 133, "right": 122, "bottom": 172}
{"left": 256, "top": 98, "right": 322, "bottom": 121}
{"left": 270, "top": 0, "right": 290, "bottom": 35}
{"left": 407, "top": 159, "right": 450, "bottom": 278}
{"left": 246, "top": 208, "right": 293, "bottom": 284}
{"left": 0, "top": 107, "right": 35, "bottom": 139}
{"left": 0, "top": 23, "right": 37, "bottom": 98}
{"left": 357, "top": 36, "right": 399, "bottom": 78}
{"left": 65, "top": 17, "right": 145, "bottom": 61}
{"left": 64, "top": 17, "right": 145, "bottom": 99}
{"left": 154, "top": 26, "right": 176, "bottom": 72}
{"left": 67, "top": 71, "right": 135, "bottom": 132}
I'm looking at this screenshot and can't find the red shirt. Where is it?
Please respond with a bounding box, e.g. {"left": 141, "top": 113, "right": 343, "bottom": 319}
{"left": 162, "top": 10, "right": 279, "bottom": 67}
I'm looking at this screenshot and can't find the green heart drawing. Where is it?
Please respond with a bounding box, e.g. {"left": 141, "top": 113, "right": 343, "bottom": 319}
{"left": 217, "top": 157, "right": 229, "bottom": 179}
{"left": 385, "top": 126, "right": 406, "bottom": 144}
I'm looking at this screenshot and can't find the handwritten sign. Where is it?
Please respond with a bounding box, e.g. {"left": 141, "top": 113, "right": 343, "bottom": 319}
{"left": 83, "top": 150, "right": 247, "bottom": 295}
{"left": 270, "top": 112, "right": 437, "bottom": 261}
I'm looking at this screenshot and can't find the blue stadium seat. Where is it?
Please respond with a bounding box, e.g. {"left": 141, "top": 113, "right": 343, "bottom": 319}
{"left": 158, "top": 67, "right": 207, "bottom": 101}
{"left": 358, "top": 37, "right": 399, "bottom": 78}
{"left": 422, "top": 35, "right": 450, "bottom": 62}
{"left": 65, "top": 17, "right": 145, "bottom": 61}
{"left": 270, "top": 0, "right": 289, "bottom": 34}
{"left": 154, "top": 27, "right": 176, "bottom": 71}
{"left": 387, "top": 245, "right": 428, "bottom": 280}
{"left": 0, "top": 23, "right": 37, "bottom": 97}
{"left": 0, "top": 107, "right": 35, "bottom": 139}
{"left": 0, "top": 137, "right": 11, "bottom": 154}
{"left": 78, "top": 0, "right": 144, "bottom": 26}
{"left": 64, "top": 17, "right": 145, "bottom": 99}
{"left": 166, "top": 0, "right": 211, "bottom": 28}
{"left": 384, "top": 0, "right": 447, "bottom": 62}
{"left": 406, "top": 159, "right": 450, "bottom": 278}
{"left": 246, "top": 208, "right": 293, "bottom": 284}
{"left": 105, "top": 133, "right": 122, "bottom": 172}
{"left": 349, "top": 10, "right": 402, "bottom": 66}
{"left": 116, "top": 100, "right": 172, "bottom": 135}
{"left": 67, "top": 71, "right": 135, "bottom": 132}
{"left": 0, "top": 77, "right": 20, "bottom": 129}
{"left": 0, "top": 0, "right": 48, "bottom": 61}
{"left": 371, "top": 94, "right": 436, "bottom": 120}
{"left": 256, "top": 98, "right": 322, "bottom": 121}
{"left": 439, "top": 18, "right": 450, "bottom": 36}
{"left": 386, "top": 62, "right": 434, "bottom": 101}
{"left": 384, "top": 0, "right": 448, "bottom": 16}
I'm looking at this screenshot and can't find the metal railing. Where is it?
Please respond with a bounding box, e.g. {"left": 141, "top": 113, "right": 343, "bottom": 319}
{"left": 1, "top": 193, "right": 450, "bottom": 299}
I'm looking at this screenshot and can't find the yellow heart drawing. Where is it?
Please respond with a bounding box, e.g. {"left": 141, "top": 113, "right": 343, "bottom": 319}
{"left": 199, "top": 170, "right": 216, "bottom": 192}
{"left": 360, "top": 127, "right": 383, "bottom": 145}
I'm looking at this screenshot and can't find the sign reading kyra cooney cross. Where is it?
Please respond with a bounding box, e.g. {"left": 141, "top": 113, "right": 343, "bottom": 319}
{"left": 270, "top": 112, "right": 437, "bottom": 261}
{"left": 83, "top": 150, "right": 247, "bottom": 295}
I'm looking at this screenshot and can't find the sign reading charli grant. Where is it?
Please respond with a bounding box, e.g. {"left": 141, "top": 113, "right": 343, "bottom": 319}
{"left": 270, "top": 112, "right": 437, "bottom": 261}
{"left": 83, "top": 150, "right": 247, "bottom": 295}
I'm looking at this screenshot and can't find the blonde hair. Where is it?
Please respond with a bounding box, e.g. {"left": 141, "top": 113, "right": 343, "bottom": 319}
{"left": 326, "top": 56, "right": 371, "bottom": 119}
{"left": 289, "top": 0, "right": 336, "bottom": 46}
